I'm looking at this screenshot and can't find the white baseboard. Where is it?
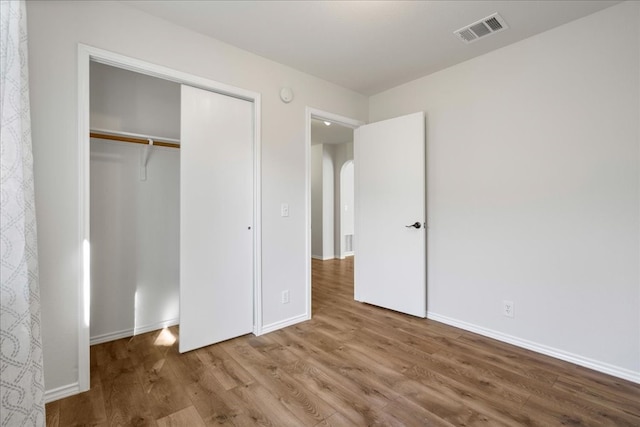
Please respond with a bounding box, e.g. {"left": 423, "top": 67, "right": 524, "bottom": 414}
{"left": 90, "top": 318, "right": 179, "bottom": 346}
{"left": 45, "top": 382, "right": 81, "bottom": 403}
{"left": 337, "top": 252, "right": 354, "bottom": 260}
{"left": 427, "top": 312, "right": 640, "bottom": 384}
{"left": 311, "top": 255, "right": 335, "bottom": 261}
{"left": 259, "top": 313, "right": 309, "bottom": 335}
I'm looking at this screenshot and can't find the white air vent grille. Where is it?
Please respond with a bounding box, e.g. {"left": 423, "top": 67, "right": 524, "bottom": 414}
{"left": 454, "top": 13, "right": 508, "bottom": 44}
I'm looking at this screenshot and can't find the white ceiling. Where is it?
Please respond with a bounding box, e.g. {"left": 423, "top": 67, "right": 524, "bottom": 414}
{"left": 311, "top": 119, "right": 354, "bottom": 145}
{"left": 124, "top": 0, "right": 620, "bottom": 95}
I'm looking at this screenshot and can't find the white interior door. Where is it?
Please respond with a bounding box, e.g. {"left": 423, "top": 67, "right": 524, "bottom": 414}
{"left": 354, "top": 112, "right": 426, "bottom": 317}
{"left": 180, "top": 85, "right": 254, "bottom": 353}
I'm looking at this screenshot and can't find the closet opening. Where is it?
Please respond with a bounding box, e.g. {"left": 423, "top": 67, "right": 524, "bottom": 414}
{"left": 89, "top": 62, "right": 181, "bottom": 346}
{"left": 78, "top": 45, "right": 262, "bottom": 393}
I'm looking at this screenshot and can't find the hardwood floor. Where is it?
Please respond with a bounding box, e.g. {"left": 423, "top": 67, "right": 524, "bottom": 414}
{"left": 47, "top": 258, "right": 640, "bottom": 426}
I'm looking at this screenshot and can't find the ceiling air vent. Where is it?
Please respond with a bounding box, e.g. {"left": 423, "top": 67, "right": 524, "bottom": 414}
{"left": 454, "top": 13, "right": 508, "bottom": 44}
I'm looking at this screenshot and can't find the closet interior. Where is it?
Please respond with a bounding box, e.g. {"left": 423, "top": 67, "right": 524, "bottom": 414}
{"left": 89, "top": 61, "right": 181, "bottom": 345}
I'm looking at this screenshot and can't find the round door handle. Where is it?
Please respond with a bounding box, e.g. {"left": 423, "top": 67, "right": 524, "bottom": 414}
{"left": 405, "top": 222, "right": 422, "bottom": 229}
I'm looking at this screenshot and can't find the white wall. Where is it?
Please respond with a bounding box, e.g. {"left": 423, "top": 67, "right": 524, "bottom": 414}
{"left": 26, "top": 0, "right": 368, "bottom": 395}
{"left": 322, "top": 146, "right": 335, "bottom": 259}
{"left": 90, "top": 62, "right": 180, "bottom": 139}
{"left": 90, "top": 140, "right": 179, "bottom": 342}
{"left": 340, "top": 160, "right": 355, "bottom": 256}
{"left": 332, "top": 142, "right": 354, "bottom": 257}
{"left": 310, "top": 143, "right": 337, "bottom": 260}
{"left": 370, "top": 1, "right": 640, "bottom": 379}
{"left": 310, "top": 144, "right": 324, "bottom": 258}
{"left": 90, "top": 63, "right": 180, "bottom": 343}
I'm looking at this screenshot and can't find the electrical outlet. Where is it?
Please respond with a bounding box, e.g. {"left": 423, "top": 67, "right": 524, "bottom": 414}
{"left": 281, "top": 203, "right": 289, "bottom": 217}
{"left": 281, "top": 290, "right": 290, "bottom": 304}
{"left": 503, "top": 300, "right": 514, "bottom": 318}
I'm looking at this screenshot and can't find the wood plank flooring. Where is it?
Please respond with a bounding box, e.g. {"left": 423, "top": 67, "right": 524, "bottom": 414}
{"left": 46, "top": 258, "right": 640, "bottom": 426}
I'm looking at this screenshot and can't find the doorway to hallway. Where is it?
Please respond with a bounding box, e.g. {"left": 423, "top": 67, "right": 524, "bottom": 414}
{"left": 306, "top": 108, "right": 363, "bottom": 319}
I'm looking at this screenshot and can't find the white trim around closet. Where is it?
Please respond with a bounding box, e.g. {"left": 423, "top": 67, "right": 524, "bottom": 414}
{"left": 77, "top": 44, "right": 263, "bottom": 394}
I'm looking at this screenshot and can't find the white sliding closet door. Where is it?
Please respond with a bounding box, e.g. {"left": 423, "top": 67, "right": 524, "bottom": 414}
{"left": 180, "top": 85, "right": 254, "bottom": 353}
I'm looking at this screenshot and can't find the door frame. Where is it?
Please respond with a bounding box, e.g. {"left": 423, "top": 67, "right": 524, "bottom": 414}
{"left": 304, "top": 107, "right": 364, "bottom": 318}
{"left": 77, "top": 44, "right": 262, "bottom": 393}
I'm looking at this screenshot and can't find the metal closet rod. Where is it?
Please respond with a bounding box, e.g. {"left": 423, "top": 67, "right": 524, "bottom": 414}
{"left": 90, "top": 130, "right": 180, "bottom": 149}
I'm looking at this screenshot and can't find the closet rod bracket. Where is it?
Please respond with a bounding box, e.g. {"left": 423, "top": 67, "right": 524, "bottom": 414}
{"left": 140, "top": 139, "right": 154, "bottom": 181}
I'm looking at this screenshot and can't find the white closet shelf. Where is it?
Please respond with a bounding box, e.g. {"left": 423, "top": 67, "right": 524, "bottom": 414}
{"left": 90, "top": 128, "right": 180, "bottom": 149}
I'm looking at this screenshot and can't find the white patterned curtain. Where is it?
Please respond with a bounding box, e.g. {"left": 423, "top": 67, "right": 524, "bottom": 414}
{"left": 0, "top": 0, "right": 46, "bottom": 426}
